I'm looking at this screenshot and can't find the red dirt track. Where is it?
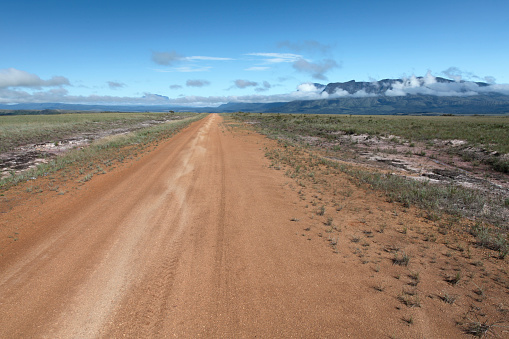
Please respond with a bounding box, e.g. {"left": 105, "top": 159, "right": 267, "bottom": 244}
{"left": 1, "top": 114, "right": 473, "bottom": 337}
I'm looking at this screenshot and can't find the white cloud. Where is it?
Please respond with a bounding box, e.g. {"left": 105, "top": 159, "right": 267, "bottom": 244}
{"left": 107, "top": 81, "right": 125, "bottom": 89}
{"left": 383, "top": 72, "right": 506, "bottom": 97}
{"left": 0, "top": 68, "right": 70, "bottom": 89}
{"left": 292, "top": 58, "right": 339, "bottom": 80}
{"left": 234, "top": 79, "right": 258, "bottom": 89}
{"left": 152, "top": 51, "right": 183, "bottom": 66}
{"left": 441, "top": 67, "right": 498, "bottom": 85}
{"left": 0, "top": 82, "right": 329, "bottom": 106}
{"left": 152, "top": 51, "right": 235, "bottom": 66}
{"left": 185, "top": 56, "right": 234, "bottom": 61}
{"left": 442, "top": 66, "right": 463, "bottom": 82}
{"left": 296, "top": 83, "right": 320, "bottom": 92}
{"left": 246, "top": 52, "right": 303, "bottom": 63}
{"left": 3, "top": 70, "right": 509, "bottom": 107}
{"left": 186, "top": 79, "right": 211, "bottom": 87}
{"left": 0, "top": 87, "right": 172, "bottom": 105}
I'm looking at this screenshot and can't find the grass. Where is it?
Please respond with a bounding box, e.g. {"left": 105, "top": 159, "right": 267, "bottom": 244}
{"left": 398, "top": 289, "right": 421, "bottom": 307}
{"left": 393, "top": 251, "right": 411, "bottom": 266}
{"left": 408, "top": 271, "right": 420, "bottom": 286}
{"left": 470, "top": 223, "right": 509, "bottom": 259}
{"left": 224, "top": 113, "right": 509, "bottom": 336}
{"left": 1, "top": 113, "right": 205, "bottom": 189}
{"left": 230, "top": 113, "right": 509, "bottom": 154}
{"left": 445, "top": 271, "right": 462, "bottom": 285}
{"left": 229, "top": 112, "right": 508, "bottom": 243}
{"left": 0, "top": 112, "right": 194, "bottom": 153}
{"left": 440, "top": 291, "right": 458, "bottom": 304}
{"left": 335, "top": 166, "right": 507, "bottom": 227}
{"left": 402, "top": 315, "right": 414, "bottom": 325}
{"left": 462, "top": 316, "right": 508, "bottom": 337}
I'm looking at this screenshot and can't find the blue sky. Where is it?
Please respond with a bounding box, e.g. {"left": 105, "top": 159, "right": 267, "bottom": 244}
{"left": 1, "top": 0, "right": 508, "bottom": 106}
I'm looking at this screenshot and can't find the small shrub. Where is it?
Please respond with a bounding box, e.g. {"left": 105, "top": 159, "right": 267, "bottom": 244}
{"left": 440, "top": 291, "right": 458, "bottom": 304}
{"left": 398, "top": 290, "right": 421, "bottom": 307}
{"left": 445, "top": 271, "right": 461, "bottom": 285}
{"left": 393, "top": 252, "right": 410, "bottom": 266}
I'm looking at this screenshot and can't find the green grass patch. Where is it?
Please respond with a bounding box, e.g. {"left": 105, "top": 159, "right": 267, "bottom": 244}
{"left": 0, "top": 113, "right": 205, "bottom": 189}
{"left": 228, "top": 112, "right": 509, "bottom": 237}
{"left": 230, "top": 113, "right": 509, "bottom": 153}
{"left": 0, "top": 112, "right": 194, "bottom": 153}
{"left": 230, "top": 112, "right": 509, "bottom": 173}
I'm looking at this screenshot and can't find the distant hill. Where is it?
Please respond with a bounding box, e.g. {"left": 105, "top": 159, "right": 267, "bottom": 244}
{"left": 221, "top": 77, "right": 509, "bottom": 114}
{"left": 0, "top": 103, "right": 195, "bottom": 114}
{"left": 263, "top": 93, "right": 509, "bottom": 115}
{"left": 2, "top": 77, "right": 508, "bottom": 115}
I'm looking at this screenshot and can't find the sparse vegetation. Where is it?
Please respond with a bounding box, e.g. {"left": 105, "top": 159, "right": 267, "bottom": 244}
{"left": 230, "top": 112, "right": 508, "bottom": 241}
{"left": 1, "top": 113, "right": 204, "bottom": 189}
{"left": 0, "top": 112, "right": 194, "bottom": 153}
{"left": 393, "top": 252, "right": 410, "bottom": 266}
{"left": 445, "top": 271, "right": 462, "bottom": 285}
{"left": 402, "top": 315, "right": 414, "bottom": 325}
{"left": 462, "top": 314, "right": 509, "bottom": 338}
{"left": 398, "top": 289, "right": 421, "bottom": 307}
{"left": 225, "top": 113, "right": 509, "bottom": 336}
{"left": 440, "top": 291, "right": 458, "bottom": 304}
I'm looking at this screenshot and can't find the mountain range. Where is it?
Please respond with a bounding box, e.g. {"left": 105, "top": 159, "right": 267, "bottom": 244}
{"left": 1, "top": 77, "right": 509, "bottom": 115}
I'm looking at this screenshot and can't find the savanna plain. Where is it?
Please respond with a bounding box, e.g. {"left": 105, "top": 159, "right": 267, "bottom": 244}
{"left": 0, "top": 111, "right": 508, "bottom": 338}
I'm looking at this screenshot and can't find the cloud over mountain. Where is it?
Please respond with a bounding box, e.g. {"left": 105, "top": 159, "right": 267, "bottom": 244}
{"left": 320, "top": 72, "right": 509, "bottom": 98}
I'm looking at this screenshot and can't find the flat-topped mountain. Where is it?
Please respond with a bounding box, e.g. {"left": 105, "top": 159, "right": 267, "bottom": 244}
{"left": 321, "top": 77, "right": 490, "bottom": 96}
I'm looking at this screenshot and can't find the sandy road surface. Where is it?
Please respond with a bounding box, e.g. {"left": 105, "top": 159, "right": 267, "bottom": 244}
{"left": 1, "top": 114, "right": 421, "bottom": 337}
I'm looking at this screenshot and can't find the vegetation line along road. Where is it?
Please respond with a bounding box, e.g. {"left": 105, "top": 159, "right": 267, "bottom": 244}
{"left": 230, "top": 113, "right": 509, "bottom": 253}
{"left": 0, "top": 112, "right": 205, "bottom": 189}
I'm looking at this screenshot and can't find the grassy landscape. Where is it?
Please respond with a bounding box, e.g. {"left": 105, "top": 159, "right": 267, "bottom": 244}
{"left": 226, "top": 113, "right": 509, "bottom": 336}
{"left": 0, "top": 112, "right": 204, "bottom": 189}
{"left": 230, "top": 113, "right": 509, "bottom": 254}
{"left": 0, "top": 112, "right": 192, "bottom": 153}
{"left": 236, "top": 113, "right": 509, "bottom": 171}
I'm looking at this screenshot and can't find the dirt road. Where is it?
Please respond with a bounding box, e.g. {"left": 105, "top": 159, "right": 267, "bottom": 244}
{"left": 1, "top": 114, "right": 464, "bottom": 338}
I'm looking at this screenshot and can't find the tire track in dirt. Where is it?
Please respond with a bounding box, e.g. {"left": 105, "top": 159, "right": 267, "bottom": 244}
{"left": 0, "top": 115, "right": 218, "bottom": 338}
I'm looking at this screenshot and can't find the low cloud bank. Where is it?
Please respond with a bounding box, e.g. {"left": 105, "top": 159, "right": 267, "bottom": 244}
{"left": 1, "top": 68, "right": 508, "bottom": 106}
